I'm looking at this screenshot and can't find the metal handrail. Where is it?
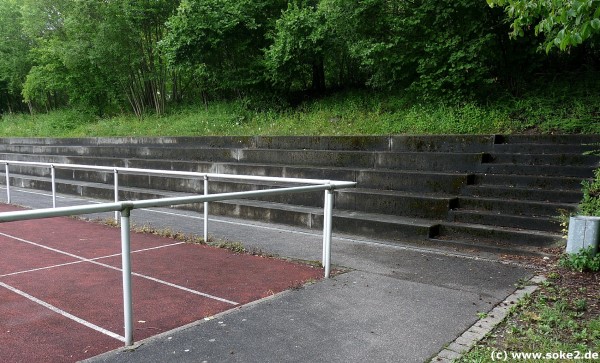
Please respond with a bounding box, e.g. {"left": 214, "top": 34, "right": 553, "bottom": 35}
{"left": 0, "top": 160, "right": 356, "bottom": 346}
{"left": 1, "top": 159, "right": 355, "bottom": 231}
{"left": 0, "top": 160, "right": 353, "bottom": 185}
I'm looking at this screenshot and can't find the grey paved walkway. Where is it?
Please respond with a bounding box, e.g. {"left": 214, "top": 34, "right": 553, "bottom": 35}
{"left": 2, "top": 187, "right": 531, "bottom": 363}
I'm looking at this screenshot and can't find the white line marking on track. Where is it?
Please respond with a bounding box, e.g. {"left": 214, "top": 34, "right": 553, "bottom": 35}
{"left": 0, "top": 281, "right": 125, "bottom": 342}
{"left": 0, "top": 242, "right": 186, "bottom": 278}
{"left": 0, "top": 260, "right": 83, "bottom": 278}
{"left": 0, "top": 232, "right": 238, "bottom": 305}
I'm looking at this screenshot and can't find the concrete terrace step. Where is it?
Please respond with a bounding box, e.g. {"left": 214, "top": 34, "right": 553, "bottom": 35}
{"left": 491, "top": 153, "right": 600, "bottom": 167}
{"left": 375, "top": 152, "right": 487, "bottom": 172}
{"left": 1, "top": 171, "right": 563, "bottom": 252}
{"left": 461, "top": 185, "right": 582, "bottom": 204}
{"left": 458, "top": 196, "right": 576, "bottom": 218}
{"left": 0, "top": 133, "right": 596, "bottom": 151}
{"left": 4, "top": 174, "right": 193, "bottom": 203}
{"left": 448, "top": 209, "right": 560, "bottom": 233}
{"left": 3, "top": 168, "right": 458, "bottom": 220}
{"left": 336, "top": 189, "right": 457, "bottom": 219}
{"left": 482, "top": 164, "right": 594, "bottom": 178}
{"left": 0, "top": 135, "right": 498, "bottom": 152}
{"left": 438, "top": 222, "right": 562, "bottom": 247}
{"left": 0, "top": 173, "right": 440, "bottom": 242}
{"left": 0, "top": 134, "right": 597, "bottom": 255}
{"left": 491, "top": 143, "right": 599, "bottom": 154}
{"left": 238, "top": 149, "right": 487, "bottom": 171}
{"left": 474, "top": 173, "right": 587, "bottom": 190}
{"left": 154, "top": 198, "right": 442, "bottom": 243}
{"left": 329, "top": 210, "right": 439, "bottom": 241}
{"left": 127, "top": 159, "right": 474, "bottom": 195}
{"left": 0, "top": 145, "right": 489, "bottom": 172}
{"left": 0, "top": 144, "right": 241, "bottom": 162}
{"left": 1, "top": 152, "right": 475, "bottom": 195}
{"left": 499, "top": 134, "right": 600, "bottom": 144}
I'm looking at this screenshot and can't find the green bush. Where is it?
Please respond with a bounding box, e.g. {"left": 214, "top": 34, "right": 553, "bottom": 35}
{"left": 579, "top": 168, "right": 600, "bottom": 217}
{"left": 559, "top": 247, "right": 600, "bottom": 272}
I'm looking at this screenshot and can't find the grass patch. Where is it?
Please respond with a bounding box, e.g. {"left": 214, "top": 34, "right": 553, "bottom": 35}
{"left": 91, "top": 218, "right": 277, "bottom": 257}
{"left": 206, "top": 240, "right": 246, "bottom": 254}
{"left": 2, "top": 75, "right": 600, "bottom": 137}
{"left": 457, "top": 249, "right": 600, "bottom": 363}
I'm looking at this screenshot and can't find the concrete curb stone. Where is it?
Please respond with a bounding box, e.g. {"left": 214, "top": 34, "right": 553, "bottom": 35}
{"left": 429, "top": 274, "right": 546, "bottom": 362}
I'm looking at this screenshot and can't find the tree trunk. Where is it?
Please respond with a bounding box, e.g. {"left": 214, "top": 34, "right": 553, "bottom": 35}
{"left": 312, "top": 58, "right": 326, "bottom": 92}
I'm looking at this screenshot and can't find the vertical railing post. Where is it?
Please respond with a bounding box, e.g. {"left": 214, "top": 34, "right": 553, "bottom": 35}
{"left": 114, "top": 169, "right": 119, "bottom": 222}
{"left": 322, "top": 184, "right": 334, "bottom": 278}
{"left": 4, "top": 163, "right": 10, "bottom": 204}
{"left": 120, "top": 207, "right": 134, "bottom": 346}
{"left": 203, "top": 175, "right": 209, "bottom": 242}
{"left": 50, "top": 164, "right": 56, "bottom": 208}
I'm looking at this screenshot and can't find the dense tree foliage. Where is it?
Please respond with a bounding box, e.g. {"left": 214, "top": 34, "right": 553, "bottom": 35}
{"left": 0, "top": 0, "right": 598, "bottom": 117}
{"left": 488, "top": 0, "right": 600, "bottom": 51}
{"left": 0, "top": 0, "right": 31, "bottom": 113}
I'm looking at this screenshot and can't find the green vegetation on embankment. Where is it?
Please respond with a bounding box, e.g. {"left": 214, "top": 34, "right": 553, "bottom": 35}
{"left": 1, "top": 78, "right": 600, "bottom": 137}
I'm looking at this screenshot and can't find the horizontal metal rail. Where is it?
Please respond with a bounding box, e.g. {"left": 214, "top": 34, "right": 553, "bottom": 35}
{"left": 0, "top": 184, "right": 343, "bottom": 222}
{"left": 0, "top": 159, "right": 356, "bottom": 347}
{"left": 1, "top": 158, "right": 355, "bottom": 233}
{"left": 0, "top": 160, "right": 353, "bottom": 186}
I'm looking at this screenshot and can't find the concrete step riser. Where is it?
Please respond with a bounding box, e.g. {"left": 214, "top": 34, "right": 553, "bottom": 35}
{"left": 448, "top": 211, "right": 560, "bottom": 233}
{"left": 335, "top": 192, "right": 454, "bottom": 219}
{"left": 499, "top": 134, "right": 600, "bottom": 144}
{"left": 492, "top": 153, "right": 600, "bottom": 167}
{"left": 461, "top": 186, "right": 582, "bottom": 203}
{"left": 153, "top": 201, "right": 437, "bottom": 241}
{"left": 357, "top": 171, "right": 472, "bottom": 194}
{"left": 0, "top": 145, "right": 238, "bottom": 162}
{"left": 330, "top": 215, "right": 436, "bottom": 241}
{"left": 483, "top": 165, "right": 594, "bottom": 178}
{"left": 475, "top": 174, "right": 585, "bottom": 190}
{"left": 438, "top": 224, "right": 559, "bottom": 247}
{"left": 211, "top": 186, "right": 324, "bottom": 207}
{"left": 239, "top": 150, "right": 375, "bottom": 168}
{"left": 458, "top": 198, "right": 576, "bottom": 217}
{"left": 375, "top": 153, "right": 485, "bottom": 172}
{"left": 221, "top": 189, "right": 456, "bottom": 219}
{"left": 204, "top": 202, "right": 315, "bottom": 228}
{"left": 492, "top": 144, "right": 598, "bottom": 154}
{"left": 389, "top": 135, "right": 495, "bottom": 152}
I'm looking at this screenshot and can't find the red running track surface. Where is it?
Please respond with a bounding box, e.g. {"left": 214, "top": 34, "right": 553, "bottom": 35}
{"left": 0, "top": 204, "right": 323, "bottom": 362}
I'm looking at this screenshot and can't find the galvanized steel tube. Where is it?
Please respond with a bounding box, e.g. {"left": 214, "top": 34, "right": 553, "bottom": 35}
{"left": 114, "top": 169, "right": 119, "bottom": 222}
{"left": 4, "top": 163, "right": 10, "bottom": 204}
{"left": 323, "top": 188, "right": 334, "bottom": 278}
{"left": 204, "top": 175, "right": 208, "bottom": 243}
{"left": 51, "top": 165, "right": 56, "bottom": 208}
{"left": 120, "top": 208, "right": 134, "bottom": 346}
